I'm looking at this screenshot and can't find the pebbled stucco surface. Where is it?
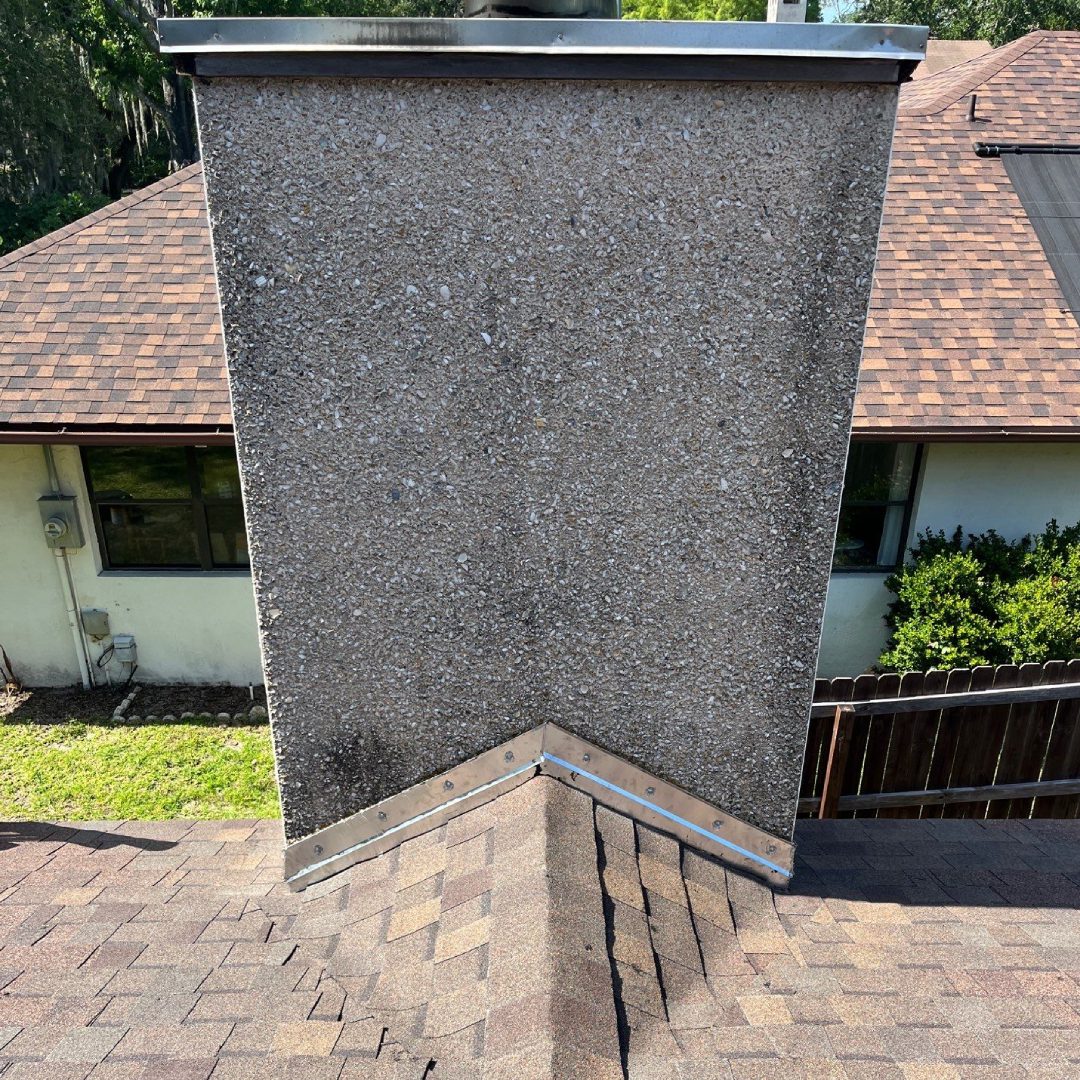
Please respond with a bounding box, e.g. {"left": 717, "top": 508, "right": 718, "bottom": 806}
{"left": 194, "top": 76, "right": 897, "bottom": 843}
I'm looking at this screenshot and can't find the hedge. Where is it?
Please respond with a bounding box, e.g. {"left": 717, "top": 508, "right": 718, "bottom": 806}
{"left": 880, "top": 520, "right": 1080, "bottom": 671}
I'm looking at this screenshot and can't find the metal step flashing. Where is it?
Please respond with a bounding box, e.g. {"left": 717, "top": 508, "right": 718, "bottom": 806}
{"left": 284, "top": 723, "right": 794, "bottom": 892}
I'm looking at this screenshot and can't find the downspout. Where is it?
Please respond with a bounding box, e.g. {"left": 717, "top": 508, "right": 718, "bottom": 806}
{"left": 42, "top": 446, "right": 94, "bottom": 690}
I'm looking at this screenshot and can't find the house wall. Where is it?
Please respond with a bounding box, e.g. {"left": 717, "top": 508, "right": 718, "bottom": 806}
{"left": 0, "top": 443, "right": 263, "bottom": 687}
{"left": 818, "top": 441, "right": 1080, "bottom": 677}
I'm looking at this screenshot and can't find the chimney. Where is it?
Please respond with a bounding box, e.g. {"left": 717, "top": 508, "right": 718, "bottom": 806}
{"left": 768, "top": 0, "right": 807, "bottom": 22}
{"left": 161, "top": 17, "right": 926, "bottom": 891}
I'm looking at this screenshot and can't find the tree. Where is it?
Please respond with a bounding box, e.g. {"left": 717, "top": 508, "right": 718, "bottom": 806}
{"left": 624, "top": 0, "right": 822, "bottom": 22}
{"left": 843, "top": 0, "right": 1080, "bottom": 47}
{"left": 0, "top": 1, "right": 458, "bottom": 255}
{"left": 0, "top": 3, "right": 115, "bottom": 206}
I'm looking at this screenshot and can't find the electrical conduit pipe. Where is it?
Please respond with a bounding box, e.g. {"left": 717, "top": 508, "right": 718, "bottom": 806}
{"left": 42, "top": 445, "right": 94, "bottom": 690}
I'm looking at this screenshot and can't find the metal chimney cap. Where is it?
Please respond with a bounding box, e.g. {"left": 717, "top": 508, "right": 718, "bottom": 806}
{"left": 159, "top": 18, "right": 927, "bottom": 84}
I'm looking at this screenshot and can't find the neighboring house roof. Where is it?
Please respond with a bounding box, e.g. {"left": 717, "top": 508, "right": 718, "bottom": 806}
{"left": 0, "top": 163, "right": 230, "bottom": 437}
{"left": 856, "top": 31, "right": 1080, "bottom": 437}
{"left": 2, "top": 34, "right": 1078, "bottom": 441}
{"left": 912, "top": 38, "right": 992, "bottom": 79}
{"left": 2, "top": 785, "right": 1079, "bottom": 1075}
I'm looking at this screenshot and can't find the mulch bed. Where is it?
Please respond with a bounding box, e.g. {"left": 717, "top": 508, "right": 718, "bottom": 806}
{"left": 1, "top": 683, "right": 267, "bottom": 724}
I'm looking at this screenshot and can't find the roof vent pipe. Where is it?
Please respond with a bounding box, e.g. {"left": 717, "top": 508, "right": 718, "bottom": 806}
{"left": 463, "top": 0, "right": 619, "bottom": 17}
{"left": 767, "top": 0, "right": 807, "bottom": 22}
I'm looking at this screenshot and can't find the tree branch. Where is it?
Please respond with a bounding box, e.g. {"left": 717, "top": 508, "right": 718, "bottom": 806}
{"left": 99, "top": 0, "right": 159, "bottom": 54}
{"left": 129, "top": 81, "right": 170, "bottom": 124}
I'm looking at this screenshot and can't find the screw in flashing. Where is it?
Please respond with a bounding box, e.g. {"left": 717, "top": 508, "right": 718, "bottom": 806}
{"left": 504, "top": 751, "right": 514, "bottom": 762}
{"left": 766, "top": 843, "right": 777, "bottom": 855}
{"left": 313, "top": 845, "right": 323, "bottom": 856}
{"left": 645, "top": 786, "right": 655, "bottom": 797}
{"left": 377, "top": 811, "right": 387, "bottom": 821}
{"left": 713, "top": 820, "right": 723, "bottom": 830}
{"left": 582, "top": 753, "right": 591, "bottom": 763}
{"left": 444, "top": 780, "right": 454, "bottom": 791}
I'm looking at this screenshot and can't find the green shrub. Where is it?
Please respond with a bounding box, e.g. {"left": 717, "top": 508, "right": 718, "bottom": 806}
{"left": 881, "top": 549, "right": 1007, "bottom": 671}
{"left": 880, "top": 520, "right": 1080, "bottom": 671}
{"left": 998, "top": 549, "right": 1080, "bottom": 664}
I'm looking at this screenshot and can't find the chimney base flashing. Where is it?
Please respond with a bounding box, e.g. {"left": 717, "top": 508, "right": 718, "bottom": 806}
{"left": 284, "top": 723, "right": 795, "bottom": 892}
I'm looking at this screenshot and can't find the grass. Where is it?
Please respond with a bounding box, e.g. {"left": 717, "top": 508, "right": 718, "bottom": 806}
{"left": 0, "top": 716, "right": 279, "bottom": 820}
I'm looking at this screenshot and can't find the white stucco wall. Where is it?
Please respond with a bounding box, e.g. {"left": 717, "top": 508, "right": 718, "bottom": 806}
{"left": 818, "top": 441, "right": 1080, "bottom": 678}
{"left": 913, "top": 443, "right": 1080, "bottom": 539}
{"left": 817, "top": 572, "right": 894, "bottom": 678}
{"left": 0, "top": 443, "right": 263, "bottom": 687}
{"left": 9, "top": 440, "right": 1080, "bottom": 685}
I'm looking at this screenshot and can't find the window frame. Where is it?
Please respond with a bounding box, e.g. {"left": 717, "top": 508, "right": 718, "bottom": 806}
{"left": 831, "top": 441, "right": 923, "bottom": 574}
{"left": 81, "top": 444, "right": 249, "bottom": 573}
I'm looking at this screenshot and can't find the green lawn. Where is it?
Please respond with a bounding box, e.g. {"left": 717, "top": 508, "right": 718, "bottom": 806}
{"left": 0, "top": 718, "right": 279, "bottom": 820}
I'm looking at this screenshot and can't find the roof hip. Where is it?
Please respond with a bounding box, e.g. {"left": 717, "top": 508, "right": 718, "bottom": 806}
{"left": 900, "top": 30, "right": 1048, "bottom": 116}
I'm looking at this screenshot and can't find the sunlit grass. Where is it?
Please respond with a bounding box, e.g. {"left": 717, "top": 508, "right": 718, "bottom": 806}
{"left": 0, "top": 717, "right": 279, "bottom": 820}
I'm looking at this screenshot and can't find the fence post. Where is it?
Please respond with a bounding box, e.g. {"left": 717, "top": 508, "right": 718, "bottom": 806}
{"left": 818, "top": 704, "right": 856, "bottom": 819}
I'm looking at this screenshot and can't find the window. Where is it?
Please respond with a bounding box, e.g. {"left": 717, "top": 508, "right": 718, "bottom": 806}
{"left": 82, "top": 445, "right": 249, "bottom": 571}
{"left": 832, "top": 442, "right": 921, "bottom": 571}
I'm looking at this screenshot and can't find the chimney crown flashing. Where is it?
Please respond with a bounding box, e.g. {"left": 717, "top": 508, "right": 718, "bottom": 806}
{"left": 160, "top": 17, "right": 927, "bottom": 83}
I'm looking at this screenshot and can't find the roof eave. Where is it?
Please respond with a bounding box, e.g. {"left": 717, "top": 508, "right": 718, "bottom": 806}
{"left": 0, "top": 423, "right": 234, "bottom": 446}
{"left": 851, "top": 424, "right": 1080, "bottom": 442}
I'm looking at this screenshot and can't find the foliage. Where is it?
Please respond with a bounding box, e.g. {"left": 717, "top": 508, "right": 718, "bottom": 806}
{"left": 0, "top": 0, "right": 459, "bottom": 256}
{"left": 881, "top": 521, "right": 1080, "bottom": 672}
{"left": 998, "top": 556, "right": 1080, "bottom": 664}
{"left": 843, "top": 0, "right": 1080, "bottom": 47}
{"left": 0, "top": 1, "right": 116, "bottom": 207}
{"left": 624, "top": 0, "right": 822, "bottom": 22}
{"left": 0, "top": 715, "right": 279, "bottom": 819}
{"left": 0, "top": 191, "right": 113, "bottom": 256}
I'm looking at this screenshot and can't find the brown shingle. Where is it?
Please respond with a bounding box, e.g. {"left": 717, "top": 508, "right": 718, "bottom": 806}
{"left": 7, "top": 40, "right": 1076, "bottom": 440}
{"left": 911, "top": 39, "right": 993, "bottom": 80}
{"left": 855, "top": 32, "right": 1080, "bottom": 435}
{"left": 2, "top": 796, "right": 1079, "bottom": 1078}
{"left": 0, "top": 163, "right": 230, "bottom": 430}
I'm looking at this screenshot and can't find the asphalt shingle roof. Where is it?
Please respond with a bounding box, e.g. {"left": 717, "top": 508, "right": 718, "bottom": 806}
{"left": 0, "top": 163, "right": 230, "bottom": 432}
{"left": 1, "top": 778, "right": 1078, "bottom": 1078}
{"left": 2, "top": 34, "right": 1078, "bottom": 438}
{"left": 911, "top": 39, "right": 992, "bottom": 81}
{"left": 856, "top": 31, "right": 1080, "bottom": 436}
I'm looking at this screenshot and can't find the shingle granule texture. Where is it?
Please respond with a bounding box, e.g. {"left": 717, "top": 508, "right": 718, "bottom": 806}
{"left": 1, "top": 789, "right": 1079, "bottom": 1077}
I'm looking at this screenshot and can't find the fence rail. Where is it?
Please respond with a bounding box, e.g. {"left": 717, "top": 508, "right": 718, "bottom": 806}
{"left": 801, "top": 660, "right": 1080, "bottom": 820}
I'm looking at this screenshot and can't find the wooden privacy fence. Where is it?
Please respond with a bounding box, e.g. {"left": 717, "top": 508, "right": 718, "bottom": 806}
{"left": 800, "top": 660, "right": 1080, "bottom": 819}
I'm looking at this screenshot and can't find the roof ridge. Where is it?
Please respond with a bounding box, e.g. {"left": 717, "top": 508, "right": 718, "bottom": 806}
{"left": 902, "top": 30, "right": 1049, "bottom": 116}
{"left": 0, "top": 161, "right": 205, "bottom": 272}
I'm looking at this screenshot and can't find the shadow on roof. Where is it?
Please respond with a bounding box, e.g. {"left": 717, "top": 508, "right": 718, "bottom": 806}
{"left": 791, "top": 817, "right": 1080, "bottom": 908}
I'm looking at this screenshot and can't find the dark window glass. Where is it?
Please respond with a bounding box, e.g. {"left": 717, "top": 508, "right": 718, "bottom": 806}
{"left": 206, "top": 504, "right": 250, "bottom": 568}
{"left": 99, "top": 505, "right": 200, "bottom": 567}
{"left": 197, "top": 447, "right": 243, "bottom": 502}
{"left": 832, "top": 443, "right": 921, "bottom": 571}
{"left": 83, "top": 447, "right": 190, "bottom": 500}
{"left": 83, "top": 445, "right": 249, "bottom": 572}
